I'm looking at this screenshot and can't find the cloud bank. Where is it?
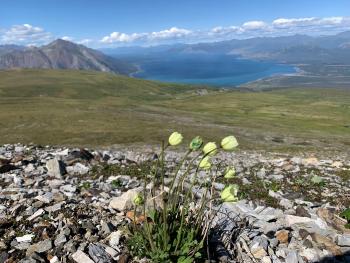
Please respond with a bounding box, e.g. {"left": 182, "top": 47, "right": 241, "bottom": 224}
{"left": 99, "top": 16, "right": 350, "bottom": 46}
{"left": 1, "top": 16, "right": 350, "bottom": 47}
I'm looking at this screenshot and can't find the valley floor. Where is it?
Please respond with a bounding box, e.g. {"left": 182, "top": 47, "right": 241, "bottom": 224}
{"left": 0, "top": 69, "right": 349, "bottom": 155}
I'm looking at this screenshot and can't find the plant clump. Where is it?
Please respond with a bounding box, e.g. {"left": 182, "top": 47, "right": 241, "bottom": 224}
{"left": 126, "top": 133, "right": 239, "bottom": 262}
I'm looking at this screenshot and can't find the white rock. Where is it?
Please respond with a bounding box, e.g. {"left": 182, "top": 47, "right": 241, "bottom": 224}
{"left": 299, "top": 248, "right": 320, "bottom": 262}
{"left": 50, "top": 256, "right": 59, "bottom": 263}
{"left": 24, "top": 163, "right": 35, "bottom": 173}
{"left": 16, "top": 234, "right": 35, "bottom": 243}
{"left": 109, "top": 188, "right": 142, "bottom": 211}
{"left": 46, "top": 158, "right": 65, "bottom": 178}
{"left": 27, "top": 208, "right": 44, "bottom": 221}
{"left": 56, "top": 149, "right": 69, "bottom": 156}
{"left": 285, "top": 251, "right": 298, "bottom": 263}
{"left": 331, "top": 161, "right": 343, "bottom": 168}
{"left": 66, "top": 163, "right": 89, "bottom": 175}
{"left": 72, "top": 250, "right": 94, "bottom": 263}
{"left": 285, "top": 215, "right": 328, "bottom": 229}
{"left": 279, "top": 198, "right": 293, "bottom": 209}
{"left": 109, "top": 231, "right": 122, "bottom": 249}
{"left": 60, "top": 184, "right": 76, "bottom": 193}
{"left": 337, "top": 234, "right": 350, "bottom": 247}
{"left": 104, "top": 245, "right": 119, "bottom": 257}
{"left": 261, "top": 256, "right": 272, "bottom": 263}
{"left": 35, "top": 192, "right": 53, "bottom": 203}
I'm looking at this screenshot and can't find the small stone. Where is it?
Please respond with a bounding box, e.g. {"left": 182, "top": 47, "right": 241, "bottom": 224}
{"left": 331, "top": 161, "right": 343, "bottom": 168}
{"left": 261, "top": 256, "right": 272, "bottom": 263}
{"left": 27, "top": 208, "right": 44, "bottom": 221}
{"left": 250, "top": 236, "right": 268, "bottom": 259}
{"left": 242, "top": 178, "right": 251, "bottom": 185}
{"left": 72, "top": 250, "right": 94, "bottom": 263}
{"left": 35, "top": 192, "right": 53, "bottom": 203}
{"left": 60, "top": 184, "right": 76, "bottom": 193}
{"left": 54, "top": 232, "right": 67, "bottom": 246}
{"left": 295, "top": 206, "right": 311, "bottom": 218}
{"left": 45, "top": 202, "right": 63, "bottom": 213}
{"left": 101, "top": 221, "right": 114, "bottom": 235}
{"left": 311, "top": 233, "right": 342, "bottom": 256}
{"left": 109, "top": 231, "right": 122, "bottom": 249}
{"left": 285, "top": 251, "right": 298, "bottom": 263}
{"left": 88, "top": 243, "right": 112, "bottom": 263}
{"left": 275, "top": 230, "right": 289, "bottom": 244}
{"left": 50, "top": 256, "right": 59, "bottom": 263}
{"left": 299, "top": 248, "right": 320, "bottom": 262}
{"left": 66, "top": 163, "right": 90, "bottom": 175}
{"left": 303, "top": 157, "right": 319, "bottom": 166}
{"left": 46, "top": 158, "right": 65, "bottom": 178}
{"left": 16, "top": 234, "right": 35, "bottom": 243}
{"left": 337, "top": 234, "right": 350, "bottom": 247}
{"left": 104, "top": 246, "right": 119, "bottom": 257}
{"left": 26, "top": 239, "right": 52, "bottom": 256}
{"left": 299, "top": 229, "right": 310, "bottom": 239}
{"left": 279, "top": 198, "right": 293, "bottom": 209}
{"left": 109, "top": 188, "right": 141, "bottom": 211}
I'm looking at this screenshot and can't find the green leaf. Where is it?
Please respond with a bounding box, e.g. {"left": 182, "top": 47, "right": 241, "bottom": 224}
{"left": 311, "top": 175, "right": 325, "bottom": 185}
{"left": 340, "top": 208, "right": 350, "bottom": 221}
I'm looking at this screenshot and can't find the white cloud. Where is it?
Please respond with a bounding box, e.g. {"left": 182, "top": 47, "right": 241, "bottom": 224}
{"left": 77, "top": 39, "right": 92, "bottom": 45}
{"left": 272, "top": 17, "right": 317, "bottom": 28}
{"left": 242, "top": 21, "right": 268, "bottom": 30}
{"left": 101, "top": 32, "right": 145, "bottom": 43}
{"left": 1, "top": 24, "right": 52, "bottom": 45}
{"left": 99, "top": 16, "right": 350, "bottom": 46}
{"left": 148, "top": 27, "right": 191, "bottom": 40}
{"left": 2, "top": 16, "right": 350, "bottom": 47}
{"left": 101, "top": 27, "right": 191, "bottom": 44}
{"left": 61, "top": 36, "right": 73, "bottom": 41}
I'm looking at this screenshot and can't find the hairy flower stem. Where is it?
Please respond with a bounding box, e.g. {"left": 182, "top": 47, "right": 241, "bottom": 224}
{"left": 170, "top": 152, "right": 203, "bottom": 213}
{"left": 160, "top": 141, "right": 169, "bottom": 251}
{"left": 168, "top": 150, "right": 191, "bottom": 192}
{"left": 174, "top": 164, "right": 200, "bottom": 251}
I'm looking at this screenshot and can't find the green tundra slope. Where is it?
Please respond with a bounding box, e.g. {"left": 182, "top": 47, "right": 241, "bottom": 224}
{"left": 0, "top": 69, "right": 349, "bottom": 152}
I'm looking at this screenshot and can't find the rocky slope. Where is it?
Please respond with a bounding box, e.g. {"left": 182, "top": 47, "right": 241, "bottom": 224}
{"left": 0, "top": 144, "right": 349, "bottom": 262}
{"left": 0, "top": 40, "right": 136, "bottom": 75}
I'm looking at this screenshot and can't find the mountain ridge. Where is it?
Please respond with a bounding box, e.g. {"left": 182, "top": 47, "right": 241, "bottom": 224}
{"left": 0, "top": 39, "right": 136, "bottom": 75}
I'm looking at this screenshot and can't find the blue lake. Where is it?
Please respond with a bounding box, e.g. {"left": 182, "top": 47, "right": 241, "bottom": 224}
{"left": 131, "top": 53, "right": 296, "bottom": 86}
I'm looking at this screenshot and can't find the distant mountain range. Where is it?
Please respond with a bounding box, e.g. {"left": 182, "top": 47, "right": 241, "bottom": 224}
{"left": 0, "top": 39, "right": 136, "bottom": 75}
{"left": 104, "top": 31, "right": 350, "bottom": 65}
{"left": 1, "top": 31, "right": 350, "bottom": 81}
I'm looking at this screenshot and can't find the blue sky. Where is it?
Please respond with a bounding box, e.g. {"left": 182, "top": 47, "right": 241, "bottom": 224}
{"left": 1, "top": 0, "right": 350, "bottom": 47}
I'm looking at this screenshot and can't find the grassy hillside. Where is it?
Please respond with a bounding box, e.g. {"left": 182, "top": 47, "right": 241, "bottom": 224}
{"left": 0, "top": 69, "right": 349, "bottom": 152}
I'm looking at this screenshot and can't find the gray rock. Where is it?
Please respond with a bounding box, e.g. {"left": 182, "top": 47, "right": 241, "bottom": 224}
{"left": 285, "top": 251, "right": 298, "bottom": 263}
{"left": 54, "top": 232, "right": 67, "bottom": 246}
{"left": 60, "top": 184, "right": 76, "bottom": 193}
{"left": 257, "top": 168, "right": 266, "bottom": 178}
{"left": 88, "top": 243, "right": 112, "bottom": 263}
{"left": 72, "top": 250, "right": 94, "bottom": 263}
{"left": 250, "top": 236, "right": 268, "bottom": 259}
{"left": 35, "top": 192, "right": 53, "bottom": 203}
{"left": 337, "top": 234, "right": 350, "bottom": 247}
{"left": 66, "top": 163, "right": 90, "bottom": 175}
{"left": 27, "top": 208, "right": 44, "bottom": 221}
{"left": 109, "top": 188, "right": 141, "bottom": 211}
{"left": 109, "top": 231, "right": 122, "bottom": 249}
{"left": 26, "top": 239, "right": 52, "bottom": 256}
{"left": 46, "top": 158, "right": 65, "bottom": 178}
{"left": 279, "top": 198, "right": 293, "bottom": 209}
